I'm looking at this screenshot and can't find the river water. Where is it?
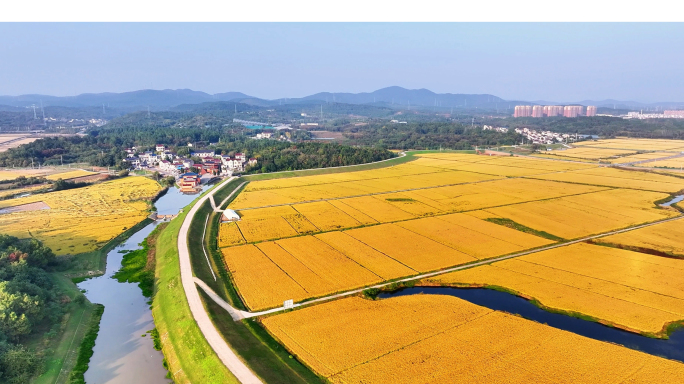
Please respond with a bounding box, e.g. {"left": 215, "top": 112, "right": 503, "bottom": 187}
{"left": 379, "top": 287, "right": 684, "bottom": 363}
{"left": 77, "top": 186, "right": 205, "bottom": 384}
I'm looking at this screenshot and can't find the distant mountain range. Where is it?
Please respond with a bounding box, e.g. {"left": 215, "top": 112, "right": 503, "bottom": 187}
{"left": 1, "top": 87, "right": 682, "bottom": 111}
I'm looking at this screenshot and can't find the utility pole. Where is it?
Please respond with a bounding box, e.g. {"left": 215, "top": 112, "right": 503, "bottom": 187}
{"left": 320, "top": 105, "right": 323, "bottom": 120}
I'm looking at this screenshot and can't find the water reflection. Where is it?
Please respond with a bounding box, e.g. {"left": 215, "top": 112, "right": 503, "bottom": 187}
{"left": 77, "top": 186, "right": 197, "bottom": 384}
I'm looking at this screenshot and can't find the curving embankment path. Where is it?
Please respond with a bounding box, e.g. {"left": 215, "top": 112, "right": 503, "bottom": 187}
{"left": 178, "top": 176, "right": 263, "bottom": 384}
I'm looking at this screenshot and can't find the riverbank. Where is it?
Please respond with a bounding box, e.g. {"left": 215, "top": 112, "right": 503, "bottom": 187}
{"left": 151, "top": 208, "right": 239, "bottom": 384}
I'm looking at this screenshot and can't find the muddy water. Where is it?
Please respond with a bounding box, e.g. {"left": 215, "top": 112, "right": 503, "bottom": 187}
{"left": 77, "top": 186, "right": 204, "bottom": 384}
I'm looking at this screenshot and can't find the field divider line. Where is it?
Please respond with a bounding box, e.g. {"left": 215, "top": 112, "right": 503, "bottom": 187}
{"left": 198, "top": 214, "right": 684, "bottom": 321}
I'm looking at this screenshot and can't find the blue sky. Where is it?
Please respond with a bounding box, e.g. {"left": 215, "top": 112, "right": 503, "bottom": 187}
{"left": 1, "top": 23, "right": 682, "bottom": 102}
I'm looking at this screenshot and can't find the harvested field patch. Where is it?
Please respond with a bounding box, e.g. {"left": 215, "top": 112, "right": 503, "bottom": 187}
{"left": 0, "top": 201, "right": 50, "bottom": 214}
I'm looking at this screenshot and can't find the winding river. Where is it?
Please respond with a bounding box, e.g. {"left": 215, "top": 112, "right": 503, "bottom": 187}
{"left": 77, "top": 186, "right": 205, "bottom": 384}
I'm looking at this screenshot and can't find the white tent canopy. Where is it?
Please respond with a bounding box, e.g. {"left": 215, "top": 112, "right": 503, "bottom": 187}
{"left": 221, "top": 209, "right": 241, "bottom": 222}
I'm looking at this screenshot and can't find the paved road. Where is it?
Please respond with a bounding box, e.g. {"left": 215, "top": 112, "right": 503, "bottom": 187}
{"left": 177, "top": 176, "right": 263, "bottom": 384}
{"left": 199, "top": 213, "right": 684, "bottom": 321}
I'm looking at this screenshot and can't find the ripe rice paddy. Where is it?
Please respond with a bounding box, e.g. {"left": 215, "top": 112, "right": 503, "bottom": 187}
{"left": 598, "top": 217, "right": 684, "bottom": 257}
{"left": 261, "top": 295, "right": 684, "bottom": 383}
{"left": 0, "top": 176, "right": 161, "bottom": 254}
{"left": 427, "top": 243, "right": 684, "bottom": 335}
{"left": 577, "top": 138, "right": 684, "bottom": 151}
{"left": 214, "top": 147, "right": 684, "bottom": 381}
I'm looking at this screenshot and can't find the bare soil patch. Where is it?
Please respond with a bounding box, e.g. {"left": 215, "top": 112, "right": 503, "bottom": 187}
{"left": 0, "top": 201, "right": 50, "bottom": 214}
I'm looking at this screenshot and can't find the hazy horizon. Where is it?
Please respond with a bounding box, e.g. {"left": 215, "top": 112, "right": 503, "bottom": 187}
{"left": 2, "top": 23, "right": 683, "bottom": 103}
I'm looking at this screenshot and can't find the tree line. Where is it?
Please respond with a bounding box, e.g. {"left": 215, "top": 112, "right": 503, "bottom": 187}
{"left": 0, "top": 235, "right": 64, "bottom": 383}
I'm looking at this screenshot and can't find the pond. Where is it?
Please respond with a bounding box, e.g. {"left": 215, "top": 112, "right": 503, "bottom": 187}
{"left": 77, "top": 185, "right": 200, "bottom": 384}
{"left": 378, "top": 287, "right": 684, "bottom": 363}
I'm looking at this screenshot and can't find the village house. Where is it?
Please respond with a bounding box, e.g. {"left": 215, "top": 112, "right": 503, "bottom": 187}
{"left": 160, "top": 151, "right": 175, "bottom": 161}
{"left": 191, "top": 150, "right": 215, "bottom": 158}
{"left": 155, "top": 144, "right": 166, "bottom": 152}
{"left": 178, "top": 172, "right": 201, "bottom": 193}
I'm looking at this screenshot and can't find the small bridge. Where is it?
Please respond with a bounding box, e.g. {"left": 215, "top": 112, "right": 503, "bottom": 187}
{"left": 149, "top": 212, "right": 179, "bottom": 221}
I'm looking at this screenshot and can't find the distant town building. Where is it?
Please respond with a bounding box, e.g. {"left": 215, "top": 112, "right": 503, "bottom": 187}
{"left": 586, "top": 106, "right": 597, "bottom": 117}
{"left": 664, "top": 110, "right": 684, "bottom": 118}
{"left": 543, "top": 105, "right": 564, "bottom": 117}
{"left": 563, "top": 106, "right": 584, "bottom": 118}
{"left": 513, "top": 105, "right": 533, "bottom": 118}
{"left": 482, "top": 125, "right": 509, "bottom": 133}
{"left": 531, "top": 106, "right": 544, "bottom": 118}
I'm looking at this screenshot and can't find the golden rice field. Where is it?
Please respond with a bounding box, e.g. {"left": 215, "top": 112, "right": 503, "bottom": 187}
{"left": 221, "top": 211, "right": 552, "bottom": 311}
{"left": 599, "top": 217, "right": 684, "bottom": 257}
{"left": 608, "top": 152, "right": 672, "bottom": 164}
{"left": 542, "top": 147, "right": 637, "bottom": 160}
{"left": 0, "top": 168, "right": 53, "bottom": 180}
{"left": 0, "top": 176, "right": 161, "bottom": 254}
{"left": 480, "top": 188, "right": 677, "bottom": 239}
{"left": 229, "top": 154, "right": 600, "bottom": 210}
{"left": 428, "top": 242, "right": 684, "bottom": 334}
{"left": 638, "top": 158, "right": 684, "bottom": 169}
{"left": 217, "top": 222, "right": 246, "bottom": 248}
{"left": 0, "top": 184, "right": 47, "bottom": 199}
{"left": 578, "top": 138, "right": 684, "bottom": 151}
{"left": 45, "top": 169, "right": 97, "bottom": 180}
{"left": 529, "top": 166, "right": 684, "bottom": 193}
{"left": 261, "top": 295, "right": 684, "bottom": 383}
{"left": 228, "top": 178, "right": 606, "bottom": 243}
{"left": 216, "top": 148, "right": 684, "bottom": 382}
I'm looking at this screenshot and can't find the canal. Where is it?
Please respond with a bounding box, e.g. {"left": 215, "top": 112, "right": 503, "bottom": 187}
{"left": 77, "top": 186, "right": 205, "bottom": 384}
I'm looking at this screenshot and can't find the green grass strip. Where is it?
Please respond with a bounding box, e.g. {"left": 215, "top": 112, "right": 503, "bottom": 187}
{"left": 484, "top": 218, "right": 565, "bottom": 241}
{"left": 68, "top": 304, "right": 104, "bottom": 384}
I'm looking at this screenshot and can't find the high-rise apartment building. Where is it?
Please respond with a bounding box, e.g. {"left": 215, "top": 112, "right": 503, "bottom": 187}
{"left": 514, "top": 105, "right": 533, "bottom": 117}
{"left": 586, "top": 106, "right": 597, "bottom": 117}
{"left": 532, "top": 105, "right": 544, "bottom": 118}
{"left": 563, "top": 106, "right": 584, "bottom": 118}
{"left": 543, "top": 105, "right": 564, "bottom": 117}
